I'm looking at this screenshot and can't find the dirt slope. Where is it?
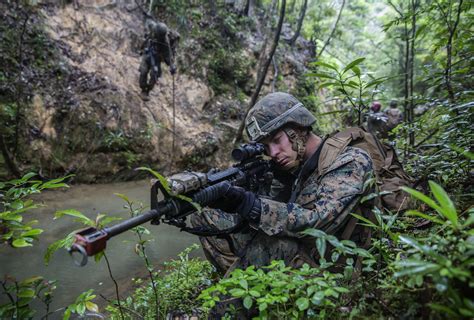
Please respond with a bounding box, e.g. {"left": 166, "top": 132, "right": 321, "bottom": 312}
{"left": 5, "top": 1, "right": 313, "bottom": 182}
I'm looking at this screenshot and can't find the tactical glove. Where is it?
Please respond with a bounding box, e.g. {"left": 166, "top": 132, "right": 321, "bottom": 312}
{"left": 170, "top": 64, "right": 177, "bottom": 75}
{"left": 207, "top": 182, "right": 261, "bottom": 223}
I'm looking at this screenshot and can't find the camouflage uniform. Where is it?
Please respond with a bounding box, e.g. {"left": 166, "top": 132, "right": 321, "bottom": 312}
{"left": 191, "top": 93, "right": 374, "bottom": 274}
{"left": 139, "top": 19, "right": 179, "bottom": 95}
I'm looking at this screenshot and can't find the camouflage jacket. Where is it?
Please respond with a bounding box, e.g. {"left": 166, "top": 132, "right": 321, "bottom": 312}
{"left": 254, "top": 146, "right": 373, "bottom": 238}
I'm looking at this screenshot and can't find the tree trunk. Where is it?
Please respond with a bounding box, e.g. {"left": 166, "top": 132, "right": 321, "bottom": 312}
{"left": 317, "top": 0, "right": 345, "bottom": 58}
{"left": 403, "top": 19, "right": 410, "bottom": 144}
{"left": 408, "top": 0, "right": 418, "bottom": 146}
{"left": 288, "top": 0, "right": 307, "bottom": 46}
{"left": 0, "top": 134, "right": 21, "bottom": 178}
{"left": 444, "top": 0, "right": 463, "bottom": 101}
{"left": 234, "top": 0, "right": 286, "bottom": 143}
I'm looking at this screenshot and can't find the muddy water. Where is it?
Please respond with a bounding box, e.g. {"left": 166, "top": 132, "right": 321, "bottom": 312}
{"left": 0, "top": 180, "right": 203, "bottom": 316}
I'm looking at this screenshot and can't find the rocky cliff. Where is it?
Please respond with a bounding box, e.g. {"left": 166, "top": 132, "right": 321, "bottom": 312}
{"left": 1, "top": 1, "right": 314, "bottom": 182}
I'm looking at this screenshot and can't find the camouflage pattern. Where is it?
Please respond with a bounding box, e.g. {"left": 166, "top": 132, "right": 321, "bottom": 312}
{"left": 139, "top": 19, "right": 179, "bottom": 94}
{"left": 190, "top": 146, "right": 374, "bottom": 274}
{"left": 245, "top": 92, "right": 316, "bottom": 142}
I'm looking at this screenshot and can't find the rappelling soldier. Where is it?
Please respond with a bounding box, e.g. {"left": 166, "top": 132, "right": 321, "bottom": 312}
{"left": 139, "top": 19, "right": 180, "bottom": 101}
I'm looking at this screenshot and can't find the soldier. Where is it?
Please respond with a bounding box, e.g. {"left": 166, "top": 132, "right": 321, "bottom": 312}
{"left": 385, "top": 100, "right": 403, "bottom": 131}
{"left": 367, "top": 101, "right": 388, "bottom": 138}
{"left": 139, "top": 19, "right": 179, "bottom": 101}
{"left": 191, "top": 92, "right": 374, "bottom": 274}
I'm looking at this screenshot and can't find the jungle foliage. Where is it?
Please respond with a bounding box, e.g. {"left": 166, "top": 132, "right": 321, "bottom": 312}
{"left": 1, "top": 0, "right": 473, "bottom": 319}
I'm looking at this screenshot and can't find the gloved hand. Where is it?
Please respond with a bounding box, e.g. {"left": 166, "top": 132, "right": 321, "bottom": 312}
{"left": 208, "top": 182, "right": 261, "bottom": 222}
{"left": 170, "top": 64, "right": 177, "bottom": 75}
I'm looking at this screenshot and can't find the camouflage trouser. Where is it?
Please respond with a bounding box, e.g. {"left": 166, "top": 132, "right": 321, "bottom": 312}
{"left": 190, "top": 209, "right": 313, "bottom": 275}
{"left": 139, "top": 51, "right": 169, "bottom": 94}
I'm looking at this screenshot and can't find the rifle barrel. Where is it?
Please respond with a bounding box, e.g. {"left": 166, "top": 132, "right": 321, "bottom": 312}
{"left": 104, "top": 203, "right": 171, "bottom": 238}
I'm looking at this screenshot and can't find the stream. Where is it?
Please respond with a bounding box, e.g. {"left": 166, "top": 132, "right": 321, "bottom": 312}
{"left": 0, "top": 179, "right": 203, "bottom": 317}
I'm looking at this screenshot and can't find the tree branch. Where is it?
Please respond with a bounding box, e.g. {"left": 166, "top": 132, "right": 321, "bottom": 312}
{"left": 318, "top": 0, "right": 346, "bottom": 58}
{"left": 234, "top": 0, "right": 287, "bottom": 142}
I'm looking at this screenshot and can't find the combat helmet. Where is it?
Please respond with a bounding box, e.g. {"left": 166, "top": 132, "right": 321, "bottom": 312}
{"left": 245, "top": 92, "right": 316, "bottom": 142}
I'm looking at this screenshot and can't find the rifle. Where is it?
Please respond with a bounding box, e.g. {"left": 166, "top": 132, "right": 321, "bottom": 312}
{"left": 69, "top": 143, "right": 271, "bottom": 266}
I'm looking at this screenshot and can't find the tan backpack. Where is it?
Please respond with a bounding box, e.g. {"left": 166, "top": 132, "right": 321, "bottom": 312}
{"left": 318, "top": 127, "right": 412, "bottom": 212}
{"left": 385, "top": 108, "right": 403, "bottom": 130}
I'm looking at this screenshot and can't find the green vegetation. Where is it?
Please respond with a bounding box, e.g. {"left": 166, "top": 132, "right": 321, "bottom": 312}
{"left": 1, "top": 0, "right": 473, "bottom": 319}
{"left": 107, "top": 245, "right": 214, "bottom": 319}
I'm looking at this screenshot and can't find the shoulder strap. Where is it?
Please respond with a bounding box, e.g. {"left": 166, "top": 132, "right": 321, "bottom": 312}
{"left": 317, "top": 128, "right": 359, "bottom": 177}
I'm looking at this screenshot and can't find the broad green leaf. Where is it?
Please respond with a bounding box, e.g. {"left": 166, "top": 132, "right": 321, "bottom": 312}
{"left": 350, "top": 213, "right": 377, "bottom": 228}
{"left": 114, "top": 193, "right": 130, "bottom": 203}
{"left": 44, "top": 233, "right": 75, "bottom": 265}
{"left": 429, "top": 181, "right": 458, "bottom": 227}
{"left": 301, "top": 228, "right": 327, "bottom": 238}
{"left": 243, "top": 296, "right": 253, "bottom": 309}
{"left": 351, "top": 66, "right": 361, "bottom": 76}
{"left": 21, "top": 229, "right": 43, "bottom": 237}
{"left": 316, "top": 237, "right": 326, "bottom": 258}
{"left": 17, "top": 288, "right": 35, "bottom": 298}
{"left": 312, "top": 61, "right": 338, "bottom": 71}
{"left": 342, "top": 58, "right": 365, "bottom": 74}
{"left": 21, "top": 172, "right": 37, "bottom": 182}
{"left": 334, "top": 286, "right": 349, "bottom": 293}
{"left": 229, "top": 288, "right": 246, "bottom": 297}
{"left": 76, "top": 303, "right": 86, "bottom": 315}
{"left": 20, "top": 276, "right": 43, "bottom": 285}
{"left": 248, "top": 290, "right": 260, "bottom": 297}
{"left": 63, "top": 308, "right": 72, "bottom": 320}
{"left": 296, "top": 297, "right": 309, "bottom": 311}
{"left": 85, "top": 301, "right": 99, "bottom": 313}
{"left": 54, "top": 209, "right": 93, "bottom": 225}
{"left": 176, "top": 194, "right": 202, "bottom": 213}
{"left": 394, "top": 261, "right": 440, "bottom": 277}
{"left": 398, "top": 236, "right": 445, "bottom": 263}
{"left": 12, "top": 238, "right": 32, "bottom": 247}
{"left": 406, "top": 210, "right": 444, "bottom": 225}
{"left": 136, "top": 167, "right": 171, "bottom": 193}
{"left": 401, "top": 187, "right": 444, "bottom": 219}
{"left": 239, "top": 279, "right": 248, "bottom": 290}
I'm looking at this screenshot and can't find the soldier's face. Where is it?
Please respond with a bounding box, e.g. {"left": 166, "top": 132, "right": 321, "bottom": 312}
{"left": 263, "top": 130, "right": 298, "bottom": 170}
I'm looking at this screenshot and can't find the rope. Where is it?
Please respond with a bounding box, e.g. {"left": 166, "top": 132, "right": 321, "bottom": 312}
{"left": 171, "top": 72, "right": 176, "bottom": 170}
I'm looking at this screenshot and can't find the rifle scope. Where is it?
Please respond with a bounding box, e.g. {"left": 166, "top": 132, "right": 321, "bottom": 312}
{"left": 231, "top": 143, "right": 265, "bottom": 162}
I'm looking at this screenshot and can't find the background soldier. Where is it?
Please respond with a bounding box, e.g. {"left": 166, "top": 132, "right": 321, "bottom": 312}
{"left": 190, "top": 92, "right": 375, "bottom": 274}
{"left": 385, "top": 100, "right": 403, "bottom": 131}
{"left": 139, "top": 19, "right": 180, "bottom": 101}
{"left": 367, "top": 101, "right": 388, "bottom": 138}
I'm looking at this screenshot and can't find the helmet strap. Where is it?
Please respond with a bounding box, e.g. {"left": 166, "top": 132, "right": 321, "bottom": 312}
{"left": 283, "top": 127, "right": 308, "bottom": 165}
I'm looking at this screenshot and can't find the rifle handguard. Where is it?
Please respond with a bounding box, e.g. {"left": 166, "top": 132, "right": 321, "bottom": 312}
{"left": 192, "top": 181, "right": 231, "bottom": 205}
